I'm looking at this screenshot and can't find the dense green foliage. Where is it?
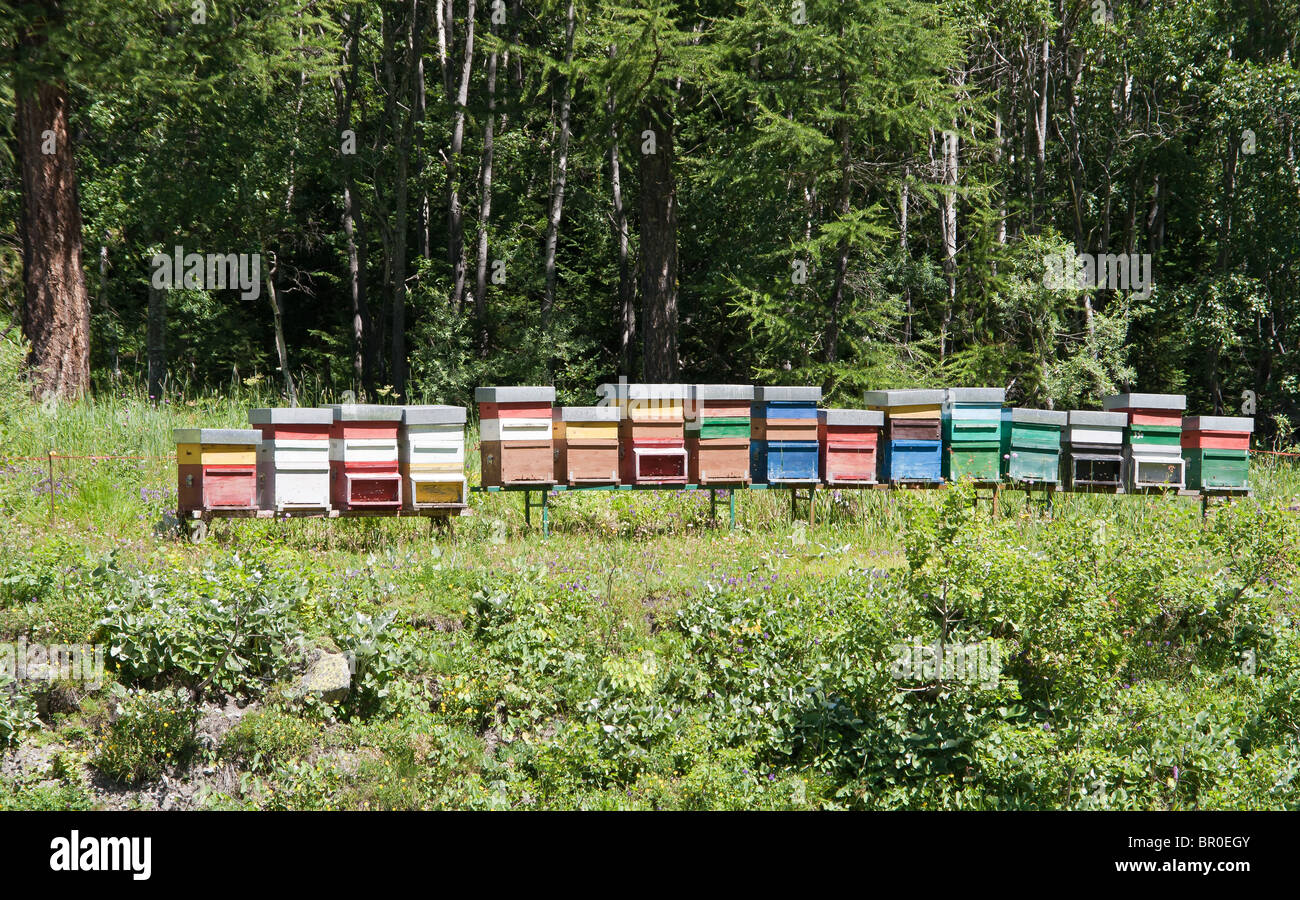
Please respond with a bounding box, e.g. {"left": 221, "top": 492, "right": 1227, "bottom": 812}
{"left": 2, "top": 1, "right": 1297, "bottom": 433}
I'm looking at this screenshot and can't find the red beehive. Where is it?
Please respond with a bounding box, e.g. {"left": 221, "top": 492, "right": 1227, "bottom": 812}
{"left": 174, "top": 428, "right": 261, "bottom": 513}
{"left": 819, "top": 409, "right": 883, "bottom": 484}
{"left": 599, "top": 382, "right": 688, "bottom": 485}
{"left": 324, "top": 404, "right": 403, "bottom": 510}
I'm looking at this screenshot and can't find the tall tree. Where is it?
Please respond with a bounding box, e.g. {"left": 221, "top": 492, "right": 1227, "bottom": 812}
{"left": 12, "top": 0, "right": 91, "bottom": 399}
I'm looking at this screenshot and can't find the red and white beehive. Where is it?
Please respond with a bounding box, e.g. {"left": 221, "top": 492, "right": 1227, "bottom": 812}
{"left": 818, "top": 409, "right": 884, "bottom": 485}
{"left": 475, "top": 386, "right": 557, "bottom": 487}
{"left": 323, "top": 404, "right": 404, "bottom": 510}
{"left": 248, "top": 407, "right": 333, "bottom": 512}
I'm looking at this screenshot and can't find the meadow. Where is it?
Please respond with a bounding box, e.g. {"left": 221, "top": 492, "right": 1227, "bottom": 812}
{"left": 2, "top": 355, "right": 1298, "bottom": 809}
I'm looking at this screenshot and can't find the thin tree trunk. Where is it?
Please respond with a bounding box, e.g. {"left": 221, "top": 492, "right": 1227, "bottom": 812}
{"left": 146, "top": 281, "right": 165, "bottom": 401}
{"left": 940, "top": 120, "right": 959, "bottom": 363}
{"left": 542, "top": 0, "right": 576, "bottom": 325}
{"left": 474, "top": 17, "right": 499, "bottom": 357}
{"left": 447, "top": 0, "right": 477, "bottom": 314}
{"left": 264, "top": 252, "right": 298, "bottom": 405}
{"left": 608, "top": 46, "right": 634, "bottom": 376}
{"left": 390, "top": 0, "right": 426, "bottom": 399}
{"left": 638, "top": 95, "right": 679, "bottom": 382}
{"left": 333, "top": 7, "right": 373, "bottom": 394}
{"left": 99, "top": 239, "right": 119, "bottom": 379}
{"left": 16, "top": 69, "right": 91, "bottom": 400}
{"left": 824, "top": 62, "right": 851, "bottom": 366}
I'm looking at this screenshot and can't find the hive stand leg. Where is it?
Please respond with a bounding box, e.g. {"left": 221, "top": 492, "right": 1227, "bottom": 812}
{"left": 789, "top": 487, "right": 797, "bottom": 523}
{"left": 808, "top": 485, "right": 816, "bottom": 527}
{"left": 523, "top": 490, "right": 531, "bottom": 527}
{"left": 729, "top": 489, "right": 736, "bottom": 531}
{"left": 542, "top": 491, "right": 550, "bottom": 539}
{"left": 710, "top": 488, "right": 718, "bottom": 526}
{"left": 993, "top": 483, "right": 1000, "bottom": 517}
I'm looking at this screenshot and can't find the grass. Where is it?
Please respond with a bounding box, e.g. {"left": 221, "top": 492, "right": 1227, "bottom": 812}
{"left": 3, "top": 372, "right": 1300, "bottom": 810}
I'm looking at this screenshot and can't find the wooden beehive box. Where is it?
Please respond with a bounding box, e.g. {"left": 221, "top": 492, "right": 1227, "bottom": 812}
{"left": 1182, "top": 415, "right": 1252, "bottom": 490}
{"left": 475, "top": 386, "right": 557, "bottom": 487}
{"left": 684, "top": 385, "right": 753, "bottom": 484}
{"left": 557, "top": 406, "right": 620, "bottom": 485}
{"left": 819, "top": 408, "right": 882, "bottom": 485}
{"left": 1001, "top": 408, "right": 1067, "bottom": 484}
{"left": 942, "top": 388, "right": 1004, "bottom": 481}
{"left": 323, "top": 404, "right": 404, "bottom": 509}
{"left": 1063, "top": 410, "right": 1127, "bottom": 491}
{"left": 400, "top": 405, "right": 468, "bottom": 508}
{"left": 174, "top": 428, "right": 261, "bottom": 513}
{"left": 865, "top": 389, "right": 944, "bottom": 482}
{"left": 248, "top": 407, "right": 333, "bottom": 512}
{"left": 598, "top": 383, "right": 689, "bottom": 484}
{"left": 1103, "top": 393, "right": 1186, "bottom": 489}
{"left": 751, "top": 386, "right": 821, "bottom": 483}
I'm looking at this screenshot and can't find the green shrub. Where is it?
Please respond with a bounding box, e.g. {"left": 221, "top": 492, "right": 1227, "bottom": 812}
{"left": 92, "top": 686, "right": 199, "bottom": 785}
{"left": 99, "top": 555, "right": 303, "bottom": 698}
{"left": 0, "top": 675, "right": 41, "bottom": 749}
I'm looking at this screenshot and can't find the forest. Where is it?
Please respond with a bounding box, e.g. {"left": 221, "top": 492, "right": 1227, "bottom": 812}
{"left": 2, "top": 0, "right": 1297, "bottom": 434}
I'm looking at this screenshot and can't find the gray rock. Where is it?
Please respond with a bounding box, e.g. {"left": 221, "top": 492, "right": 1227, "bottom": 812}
{"left": 299, "top": 650, "right": 351, "bottom": 701}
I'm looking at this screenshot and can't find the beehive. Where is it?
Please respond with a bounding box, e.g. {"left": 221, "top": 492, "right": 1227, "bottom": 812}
{"left": 174, "top": 428, "right": 261, "bottom": 513}
{"left": 1063, "top": 410, "right": 1126, "bottom": 490}
{"left": 475, "top": 386, "right": 557, "bottom": 487}
{"left": 750, "top": 386, "right": 821, "bottom": 484}
{"left": 248, "top": 408, "right": 333, "bottom": 511}
{"left": 818, "top": 409, "right": 883, "bottom": 485}
{"left": 400, "top": 405, "right": 468, "bottom": 508}
{"left": 556, "top": 406, "right": 620, "bottom": 485}
{"left": 1182, "top": 415, "right": 1253, "bottom": 490}
{"left": 943, "top": 388, "right": 1004, "bottom": 482}
{"left": 865, "top": 389, "right": 944, "bottom": 483}
{"left": 1103, "top": 393, "right": 1187, "bottom": 490}
{"left": 687, "top": 385, "right": 754, "bottom": 484}
{"left": 598, "top": 383, "right": 689, "bottom": 485}
{"left": 1000, "top": 408, "right": 1067, "bottom": 484}
{"left": 323, "top": 404, "right": 403, "bottom": 509}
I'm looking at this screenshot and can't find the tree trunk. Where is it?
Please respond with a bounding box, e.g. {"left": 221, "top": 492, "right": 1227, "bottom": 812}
{"left": 542, "top": 0, "right": 576, "bottom": 325}
{"left": 940, "top": 122, "right": 959, "bottom": 363}
{"left": 16, "top": 74, "right": 90, "bottom": 400}
{"left": 608, "top": 46, "right": 635, "bottom": 376}
{"left": 824, "top": 63, "right": 852, "bottom": 366}
{"left": 638, "top": 96, "right": 679, "bottom": 382}
{"left": 264, "top": 252, "right": 298, "bottom": 405}
{"left": 333, "top": 6, "right": 373, "bottom": 394}
{"left": 146, "top": 281, "right": 165, "bottom": 401}
{"left": 447, "top": 0, "right": 476, "bottom": 314}
{"left": 474, "top": 17, "right": 499, "bottom": 357}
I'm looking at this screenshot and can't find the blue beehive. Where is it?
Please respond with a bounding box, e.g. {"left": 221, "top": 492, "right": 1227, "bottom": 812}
{"left": 865, "top": 389, "right": 945, "bottom": 483}
{"left": 750, "top": 386, "right": 822, "bottom": 483}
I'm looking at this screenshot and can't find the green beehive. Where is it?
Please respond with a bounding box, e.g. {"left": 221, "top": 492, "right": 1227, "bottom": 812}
{"left": 1182, "top": 415, "right": 1253, "bottom": 491}
{"left": 1184, "top": 450, "right": 1249, "bottom": 490}
{"left": 943, "top": 388, "right": 1004, "bottom": 482}
{"left": 1000, "top": 408, "right": 1067, "bottom": 483}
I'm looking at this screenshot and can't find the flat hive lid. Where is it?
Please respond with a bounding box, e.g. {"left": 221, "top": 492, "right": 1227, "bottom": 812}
{"left": 945, "top": 387, "right": 1005, "bottom": 404}
{"left": 820, "top": 409, "right": 884, "bottom": 427}
{"left": 864, "top": 389, "right": 945, "bottom": 407}
{"left": 403, "top": 405, "right": 467, "bottom": 425}
{"left": 1183, "top": 415, "right": 1254, "bottom": 433}
{"left": 322, "top": 404, "right": 405, "bottom": 422}
{"left": 473, "top": 386, "right": 556, "bottom": 403}
{"left": 596, "top": 382, "right": 689, "bottom": 400}
{"left": 561, "top": 406, "right": 621, "bottom": 422}
{"left": 692, "top": 384, "right": 755, "bottom": 401}
{"left": 248, "top": 408, "right": 334, "bottom": 425}
{"left": 1010, "top": 408, "right": 1068, "bottom": 426}
{"left": 174, "top": 428, "right": 262, "bottom": 444}
{"left": 1067, "top": 410, "right": 1128, "bottom": 427}
{"left": 1102, "top": 393, "right": 1187, "bottom": 411}
{"left": 753, "top": 386, "right": 822, "bottom": 402}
